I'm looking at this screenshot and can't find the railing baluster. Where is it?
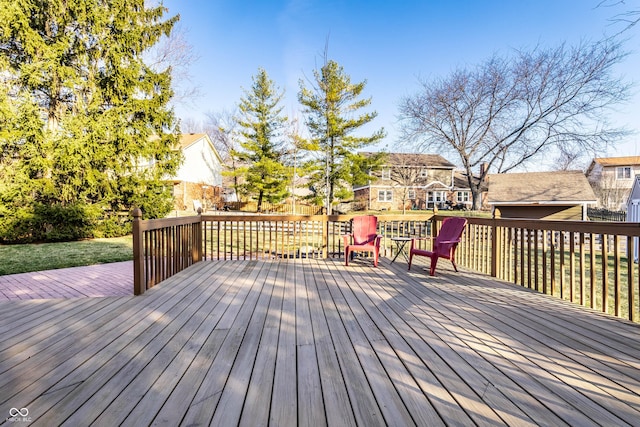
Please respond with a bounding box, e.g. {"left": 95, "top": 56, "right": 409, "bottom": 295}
{"left": 579, "top": 233, "right": 585, "bottom": 306}
{"left": 614, "top": 234, "right": 621, "bottom": 317}
{"left": 602, "top": 233, "right": 608, "bottom": 314}
{"left": 590, "top": 233, "right": 596, "bottom": 309}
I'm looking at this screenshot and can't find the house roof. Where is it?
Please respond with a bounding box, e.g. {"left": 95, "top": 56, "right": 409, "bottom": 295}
{"left": 179, "top": 133, "right": 208, "bottom": 149}
{"left": 362, "top": 152, "right": 456, "bottom": 169}
{"left": 453, "top": 171, "right": 487, "bottom": 191}
{"left": 178, "top": 133, "right": 224, "bottom": 164}
{"left": 592, "top": 156, "right": 640, "bottom": 167}
{"left": 487, "top": 170, "right": 597, "bottom": 205}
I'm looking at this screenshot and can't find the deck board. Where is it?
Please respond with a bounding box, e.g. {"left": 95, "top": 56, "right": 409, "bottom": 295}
{"left": 1, "top": 258, "right": 639, "bottom": 426}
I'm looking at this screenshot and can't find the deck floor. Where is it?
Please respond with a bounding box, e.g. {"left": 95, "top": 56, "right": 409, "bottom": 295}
{"left": 0, "top": 257, "right": 639, "bottom": 426}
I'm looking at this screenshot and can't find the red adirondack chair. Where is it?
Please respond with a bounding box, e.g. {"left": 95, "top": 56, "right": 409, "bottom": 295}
{"left": 408, "top": 217, "right": 467, "bottom": 276}
{"left": 343, "top": 215, "right": 382, "bottom": 267}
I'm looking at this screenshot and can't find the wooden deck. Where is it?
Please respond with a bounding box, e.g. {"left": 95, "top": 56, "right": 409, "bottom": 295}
{"left": 1, "top": 257, "right": 639, "bottom": 426}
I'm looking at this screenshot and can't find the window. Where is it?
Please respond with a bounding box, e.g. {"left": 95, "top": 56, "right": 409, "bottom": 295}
{"left": 419, "top": 169, "right": 428, "bottom": 178}
{"left": 617, "top": 167, "right": 632, "bottom": 179}
{"left": 381, "top": 168, "right": 391, "bottom": 180}
{"left": 408, "top": 190, "right": 416, "bottom": 199}
{"left": 378, "top": 190, "right": 393, "bottom": 202}
{"left": 457, "top": 191, "right": 470, "bottom": 202}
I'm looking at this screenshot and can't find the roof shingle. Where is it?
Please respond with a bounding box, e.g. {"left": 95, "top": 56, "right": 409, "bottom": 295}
{"left": 487, "top": 170, "right": 596, "bottom": 204}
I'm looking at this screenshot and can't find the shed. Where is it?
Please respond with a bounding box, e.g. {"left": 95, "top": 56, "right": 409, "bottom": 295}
{"left": 625, "top": 175, "right": 640, "bottom": 261}
{"left": 487, "top": 170, "right": 597, "bottom": 220}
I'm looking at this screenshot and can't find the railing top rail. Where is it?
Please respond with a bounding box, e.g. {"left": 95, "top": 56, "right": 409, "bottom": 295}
{"left": 456, "top": 215, "right": 640, "bottom": 236}
{"left": 201, "top": 213, "right": 435, "bottom": 222}
{"left": 136, "top": 215, "right": 202, "bottom": 232}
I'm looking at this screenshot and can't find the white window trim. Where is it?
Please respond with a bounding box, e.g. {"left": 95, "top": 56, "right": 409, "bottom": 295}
{"left": 381, "top": 168, "right": 391, "bottom": 180}
{"left": 378, "top": 190, "right": 393, "bottom": 202}
{"left": 457, "top": 191, "right": 470, "bottom": 202}
{"left": 617, "top": 166, "right": 632, "bottom": 179}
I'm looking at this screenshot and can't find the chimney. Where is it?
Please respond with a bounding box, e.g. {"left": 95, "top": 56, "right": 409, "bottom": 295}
{"left": 479, "top": 162, "right": 489, "bottom": 176}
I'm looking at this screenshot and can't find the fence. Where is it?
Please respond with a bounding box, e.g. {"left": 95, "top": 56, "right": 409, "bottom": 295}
{"left": 223, "top": 201, "right": 323, "bottom": 215}
{"left": 587, "top": 207, "right": 626, "bottom": 222}
{"left": 133, "top": 212, "right": 640, "bottom": 322}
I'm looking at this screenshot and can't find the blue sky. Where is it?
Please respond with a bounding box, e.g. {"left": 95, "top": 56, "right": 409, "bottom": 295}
{"left": 161, "top": 0, "right": 640, "bottom": 165}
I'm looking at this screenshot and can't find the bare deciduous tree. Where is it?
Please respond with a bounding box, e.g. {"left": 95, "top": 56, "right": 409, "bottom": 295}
{"left": 598, "top": 0, "right": 640, "bottom": 33}
{"left": 203, "top": 110, "right": 242, "bottom": 200}
{"left": 399, "top": 39, "right": 630, "bottom": 210}
{"left": 146, "top": 24, "right": 201, "bottom": 106}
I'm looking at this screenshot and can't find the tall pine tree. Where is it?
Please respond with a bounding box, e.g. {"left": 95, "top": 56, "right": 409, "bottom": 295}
{"left": 0, "top": 0, "right": 181, "bottom": 241}
{"left": 232, "top": 68, "right": 289, "bottom": 212}
{"left": 298, "top": 59, "right": 385, "bottom": 214}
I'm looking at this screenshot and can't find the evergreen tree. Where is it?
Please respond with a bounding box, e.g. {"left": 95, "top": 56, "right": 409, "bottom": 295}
{"left": 298, "top": 59, "right": 385, "bottom": 214}
{"left": 233, "top": 68, "right": 289, "bottom": 212}
{"left": 0, "top": 0, "right": 182, "bottom": 241}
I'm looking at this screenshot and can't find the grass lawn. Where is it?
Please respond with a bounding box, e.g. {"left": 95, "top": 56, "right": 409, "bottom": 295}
{"left": 0, "top": 235, "right": 133, "bottom": 275}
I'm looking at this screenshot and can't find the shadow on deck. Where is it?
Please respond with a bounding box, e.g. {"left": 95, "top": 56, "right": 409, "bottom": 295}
{"left": 0, "top": 257, "right": 639, "bottom": 426}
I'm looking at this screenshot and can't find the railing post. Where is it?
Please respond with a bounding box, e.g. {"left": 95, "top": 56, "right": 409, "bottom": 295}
{"left": 193, "top": 207, "right": 203, "bottom": 263}
{"left": 132, "top": 207, "right": 145, "bottom": 295}
{"left": 323, "top": 215, "right": 329, "bottom": 259}
{"left": 491, "top": 209, "right": 501, "bottom": 278}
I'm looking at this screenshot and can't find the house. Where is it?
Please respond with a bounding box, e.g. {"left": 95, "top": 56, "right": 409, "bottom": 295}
{"left": 171, "top": 133, "right": 224, "bottom": 211}
{"left": 487, "top": 170, "right": 597, "bottom": 220}
{"left": 354, "top": 153, "right": 473, "bottom": 211}
{"left": 586, "top": 156, "right": 640, "bottom": 210}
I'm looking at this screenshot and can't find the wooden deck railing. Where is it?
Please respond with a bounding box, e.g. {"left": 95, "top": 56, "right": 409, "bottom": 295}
{"left": 132, "top": 211, "right": 640, "bottom": 322}
{"left": 132, "top": 208, "right": 202, "bottom": 295}
{"left": 450, "top": 216, "right": 640, "bottom": 322}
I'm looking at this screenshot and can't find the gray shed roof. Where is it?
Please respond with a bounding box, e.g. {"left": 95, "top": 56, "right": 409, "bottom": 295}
{"left": 487, "top": 170, "right": 597, "bottom": 205}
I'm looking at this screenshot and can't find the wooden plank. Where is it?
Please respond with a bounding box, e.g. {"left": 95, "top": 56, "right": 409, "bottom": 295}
{"left": 237, "top": 261, "right": 286, "bottom": 426}
{"left": 315, "top": 260, "right": 414, "bottom": 426}
{"left": 0, "top": 298, "right": 105, "bottom": 356}
{"left": 88, "top": 261, "right": 247, "bottom": 426}
{"left": 27, "top": 261, "right": 234, "bottom": 425}
{"left": 364, "top": 263, "right": 517, "bottom": 426}
{"left": 1, "top": 259, "right": 640, "bottom": 426}
{"left": 180, "top": 260, "right": 274, "bottom": 425}
{"left": 0, "top": 261, "right": 213, "bottom": 405}
{"left": 402, "top": 269, "right": 611, "bottom": 426}
{"left": 269, "top": 260, "right": 298, "bottom": 426}
{"left": 305, "top": 260, "right": 357, "bottom": 427}
{"left": 442, "top": 269, "right": 640, "bottom": 426}
{"left": 148, "top": 264, "right": 263, "bottom": 424}
{"left": 0, "top": 298, "right": 121, "bottom": 373}
{"left": 210, "top": 261, "right": 280, "bottom": 427}
{"left": 335, "top": 264, "right": 449, "bottom": 427}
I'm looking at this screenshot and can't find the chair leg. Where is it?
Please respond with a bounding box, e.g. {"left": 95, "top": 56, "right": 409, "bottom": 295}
{"left": 429, "top": 255, "right": 439, "bottom": 276}
{"left": 345, "top": 248, "right": 350, "bottom": 266}
{"left": 374, "top": 249, "right": 379, "bottom": 267}
{"left": 408, "top": 252, "right": 413, "bottom": 270}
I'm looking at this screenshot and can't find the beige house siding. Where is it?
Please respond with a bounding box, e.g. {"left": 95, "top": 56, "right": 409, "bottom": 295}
{"left": 172, "top": 133, "right": 225, "bottom": 212}
{"left": 586, "top": 157, "right": 640, "bottom": 210}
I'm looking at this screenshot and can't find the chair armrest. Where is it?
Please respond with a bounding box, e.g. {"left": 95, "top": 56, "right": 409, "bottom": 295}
{"left": 437, "top": 239, "right": 461, "bottom": 245}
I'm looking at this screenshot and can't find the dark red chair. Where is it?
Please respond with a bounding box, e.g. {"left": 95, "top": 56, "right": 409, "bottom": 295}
{"left": 408, "top": 217, "right": 467, "bottom": 275}
{"left": 343, "top": 215, "right": 382, "bottom": 267}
